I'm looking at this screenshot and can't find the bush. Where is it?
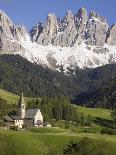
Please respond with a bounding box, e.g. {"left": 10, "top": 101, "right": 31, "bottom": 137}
{"left": 9, "top": 125, "right": 18, "bottom": 131}
{"left": 22, "top": 124, "right": 27, "bottom": 129}
{"left": 64, "top": 137, "right": 109, "bottom": 155}
{"left": 101, "top": 127, "right": 116, "bottom": 135}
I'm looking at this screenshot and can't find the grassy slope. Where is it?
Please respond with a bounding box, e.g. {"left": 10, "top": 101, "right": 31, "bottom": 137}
{"left": 0, "top": 130, "right": 116, "bottom": 155}
{"left": 77, "top": 106, "right": 111, "bottom": 120}
{"left": 0, "top": 89, "right": 114, "bottom": 154}
{"left": 0, "top": 89, "right": 39, "bottom": 104}
{"left": 0, "top": 88, "right": 111, "bottom": 120}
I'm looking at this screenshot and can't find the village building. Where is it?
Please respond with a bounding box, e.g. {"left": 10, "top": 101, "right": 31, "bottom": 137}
{"left": 4, "top": 93, "right": 43, "bottom": 128}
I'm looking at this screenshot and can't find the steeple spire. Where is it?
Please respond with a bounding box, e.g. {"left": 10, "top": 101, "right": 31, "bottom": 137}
{"left": 20, "top": 92, "right": 25, "bottom": 118}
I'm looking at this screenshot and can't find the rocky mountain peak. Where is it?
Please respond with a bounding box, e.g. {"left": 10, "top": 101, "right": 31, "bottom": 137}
{"left": 47, "top": 13, "right": 57, "bottom": 23}
{"left": 30, "top": 22, "right": 43, "bottom": 42}
{"left": 0, "top": 8, "right": 116, "bottom": 71}
{"left": 0, "top": 10, "right": 27, "bottom": 53}
{"left": 34, "top": 13, "right": 58, "bottom": 45}
{"left": 106, "top": 23, "right": 116, "bottom": 45}
{"left": 89, "top": 11, "right": 107, "bottom": 23}
{"left": 65, "top": 10, "right": 74, "bottom": 22}
{"left": 77, "top": 8, "right": 88, "bottom": 19}
{"left": 29, "top": 8, "right": 116, "bottom": 47}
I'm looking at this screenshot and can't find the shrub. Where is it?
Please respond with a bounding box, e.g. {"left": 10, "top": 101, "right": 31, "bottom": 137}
{"left": 101, "top": 127, "right": 116, "bottom": 135}
{"left": 64, "top": 137, "right": 109, "bottom": 155}
{"left": 22, "top": 124, "right": 27, "bottom": 129}
{"left": 9, "top": 125, "right": 18, "bottom": 131}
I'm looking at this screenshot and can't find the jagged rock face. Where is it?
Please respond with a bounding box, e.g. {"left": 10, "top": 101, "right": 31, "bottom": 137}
{"left": 35, "top": 13, "right": 58, "bottom": 45}
{"left": 53, "top": 10, "right": 77, "bottom": 47}
{"left": 30, "top": 22, "right": 43, "bottom": 42}
{"left": 0, "top": 10, "right": 27, "bottom": 52}
{"left": 31, "top": 8, "right": 110, "bottom": 47}
{"left": 85, "top": 11, "right": 108, "bottom": 46}
{"left": 106, "top": 24, "right": 116, "bottom": 45}
{"left": 0, "top": 8, "right": 116, "bottom": 71}
{"left": 74, "top": 8, "right": 88, "bottom": 44}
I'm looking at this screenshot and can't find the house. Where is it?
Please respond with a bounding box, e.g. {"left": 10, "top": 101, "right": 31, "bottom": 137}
{"left": 4, "top": 115, "right": 24, "bottom": 129}
{"left": 4, "top": 92, "right": 43, "bottom": 128}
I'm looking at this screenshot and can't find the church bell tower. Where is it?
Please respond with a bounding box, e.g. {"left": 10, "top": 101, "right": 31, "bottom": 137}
{"left": 20, "top": 92, "right": 25, "bottom": 118}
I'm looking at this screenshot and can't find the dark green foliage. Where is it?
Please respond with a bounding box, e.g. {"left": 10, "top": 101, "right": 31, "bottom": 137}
{"left": 9, "top": 125, "right": 18, "bottom": 131}
{"left": 112, "top": 106, "right": 116, "bottom": 129}
{"left": 0, "top": 54, "right": 80, "bottom": 98}
{"left": 94, "top": 117, "right": 112, "bottom": 128}
{"left": 101, "top": 127, "right": 116, "bottom": 135}
{"left": 0, "top": 54, "right": 116, "bottom": 108}
{"left": 75, "top": 79, "right": 116, "bottom": 109}
{"left": 27, "top": 96, "right": 80, "bottom": 123}
{"left": 27, "top": 97, "right": 94, "bottom": 127}
{"left": 64, "top": 137, "right": 109, "bottom": 155}
{"left": 85, "top": 114, "right": 92, "bottom": 126}
{"left": 0, "top": 97, "right": 15, "bottom": 118}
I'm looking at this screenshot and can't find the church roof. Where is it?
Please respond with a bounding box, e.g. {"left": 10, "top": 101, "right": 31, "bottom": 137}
{"left": 25, "top": 109, "right": 38, "bottom": 118}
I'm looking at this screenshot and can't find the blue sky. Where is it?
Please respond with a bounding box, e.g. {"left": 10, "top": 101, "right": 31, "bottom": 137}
{"left": 0, "top": 0, "right": 116, "bottom": 30}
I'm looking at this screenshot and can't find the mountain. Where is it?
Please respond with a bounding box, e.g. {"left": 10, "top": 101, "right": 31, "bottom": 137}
{"left": 74, "top": 78, "right": 116, "bottom": 109}
{"left": 0, "top": 8, "right": 116, "bottom": 71}
{"left": 0, "top": 54, "right": 82, "bottom": 97}
{"left": 0, "top": 54, "right": 116, "bottom": 108}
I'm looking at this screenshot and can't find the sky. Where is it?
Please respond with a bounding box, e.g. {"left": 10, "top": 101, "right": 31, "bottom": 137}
{"left": 0, "top": 0, "right": 116, "bottom": 30}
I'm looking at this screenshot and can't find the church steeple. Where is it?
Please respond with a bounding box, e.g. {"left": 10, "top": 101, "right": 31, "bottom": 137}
{"left": 20, "top": 92, "right": 25, "bottom": 118}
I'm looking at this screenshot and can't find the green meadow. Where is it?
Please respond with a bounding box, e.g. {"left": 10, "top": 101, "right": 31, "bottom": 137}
{"left": 0, "top": 89, "right": 39, "bottom": 104}
{"left": 0, "top": 88, "right": 111, "bottom": 120}
{"left": 0, "top": 89, "right": 115, "bottom": 155}
{"left": 0, "top": 129, "right": 116, "bottom": 155}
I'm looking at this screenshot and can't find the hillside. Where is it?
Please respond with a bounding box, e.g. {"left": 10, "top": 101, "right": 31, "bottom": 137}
{"left": 0, "top": 55, "right": 116, "bottom": 108}
{"left": 0, "top": 130, "right": 116, "bottom": 155}
{"left": 77, "top": 106, "right": 111, "bottom": 120}
{"left": 0, "top": 88, "right": 111, "bottom": 120}
{"left": 0, "top": 89, "right": 39, "bottom": 104}
{"left": 0, "top": 54, "right": 79, "bottom": 98}
{"left": 74, "top": 78, "right": 116, "bottom": 109}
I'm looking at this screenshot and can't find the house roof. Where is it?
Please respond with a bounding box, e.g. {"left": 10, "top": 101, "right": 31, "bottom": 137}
{"left": 10, "top": 116, "right": 23, "bottom": 120}
{"left": 3, "top": 116, "right": 14, "bottom": 122}
{"left": 4, "top": 115, "right": 23, "bottom": 121}
{"left": 25, "top": 109, "right": 39, "bottom": 119}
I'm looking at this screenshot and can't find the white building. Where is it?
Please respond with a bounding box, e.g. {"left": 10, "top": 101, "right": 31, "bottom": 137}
{"left": 4, "top": 93, "right": 43, "bottom": 128}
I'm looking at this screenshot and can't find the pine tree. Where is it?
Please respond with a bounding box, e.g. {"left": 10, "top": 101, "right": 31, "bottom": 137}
{"left": 112, "top": 106, "right": 116, "bottom": 129}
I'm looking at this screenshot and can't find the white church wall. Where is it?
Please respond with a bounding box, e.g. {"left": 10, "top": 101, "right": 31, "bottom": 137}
{"left": 34, "top": 109, "right": 43, "bottom": 126}
{"left": 14, "top": 120, "right": 24, "bottom": 128}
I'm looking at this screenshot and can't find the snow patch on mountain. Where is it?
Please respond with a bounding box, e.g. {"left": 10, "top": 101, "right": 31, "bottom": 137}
{"left": 13, "top": 33, "right": 116, "bottom": 72}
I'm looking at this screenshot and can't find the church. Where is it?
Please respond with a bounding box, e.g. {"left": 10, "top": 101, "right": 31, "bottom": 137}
{"left": 4, "top": 93, "right": 43, "bottom": 128}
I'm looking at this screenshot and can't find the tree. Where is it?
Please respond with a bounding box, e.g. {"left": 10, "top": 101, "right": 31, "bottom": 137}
{"left": 64, "top": 137, "right": 109, "bottom": 155}
{"left": 79, "top": 113, "right": 85, "bottom": 126}
{"left": 112, "top": 106, "right": 116, "bottom": 129}
{"left": 86, "top": 114, "right": 92, "bottom": 126}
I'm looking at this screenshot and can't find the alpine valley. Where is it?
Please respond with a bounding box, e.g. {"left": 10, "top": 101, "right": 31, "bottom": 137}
{"left": 0, "top": 8, "right": 116, "bottom": 108}
{"left": 0, "top": 6, "right": 116, "bottom": 155}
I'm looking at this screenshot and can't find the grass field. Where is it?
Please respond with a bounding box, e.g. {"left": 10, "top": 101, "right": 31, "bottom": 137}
{"left": 0, "top": 88, "right": 111, "bottom": 120}
{"left": 0, "top": 89, "right": 39, "bottom": 104}
{"left": 0, "top": 89, "right": 115, "bottom": 154}
{"left": 0, "top": 129, "right": 116, "bottom": 155}
{"left": 77, "top": 106, "right": 112, "bottom": 120}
